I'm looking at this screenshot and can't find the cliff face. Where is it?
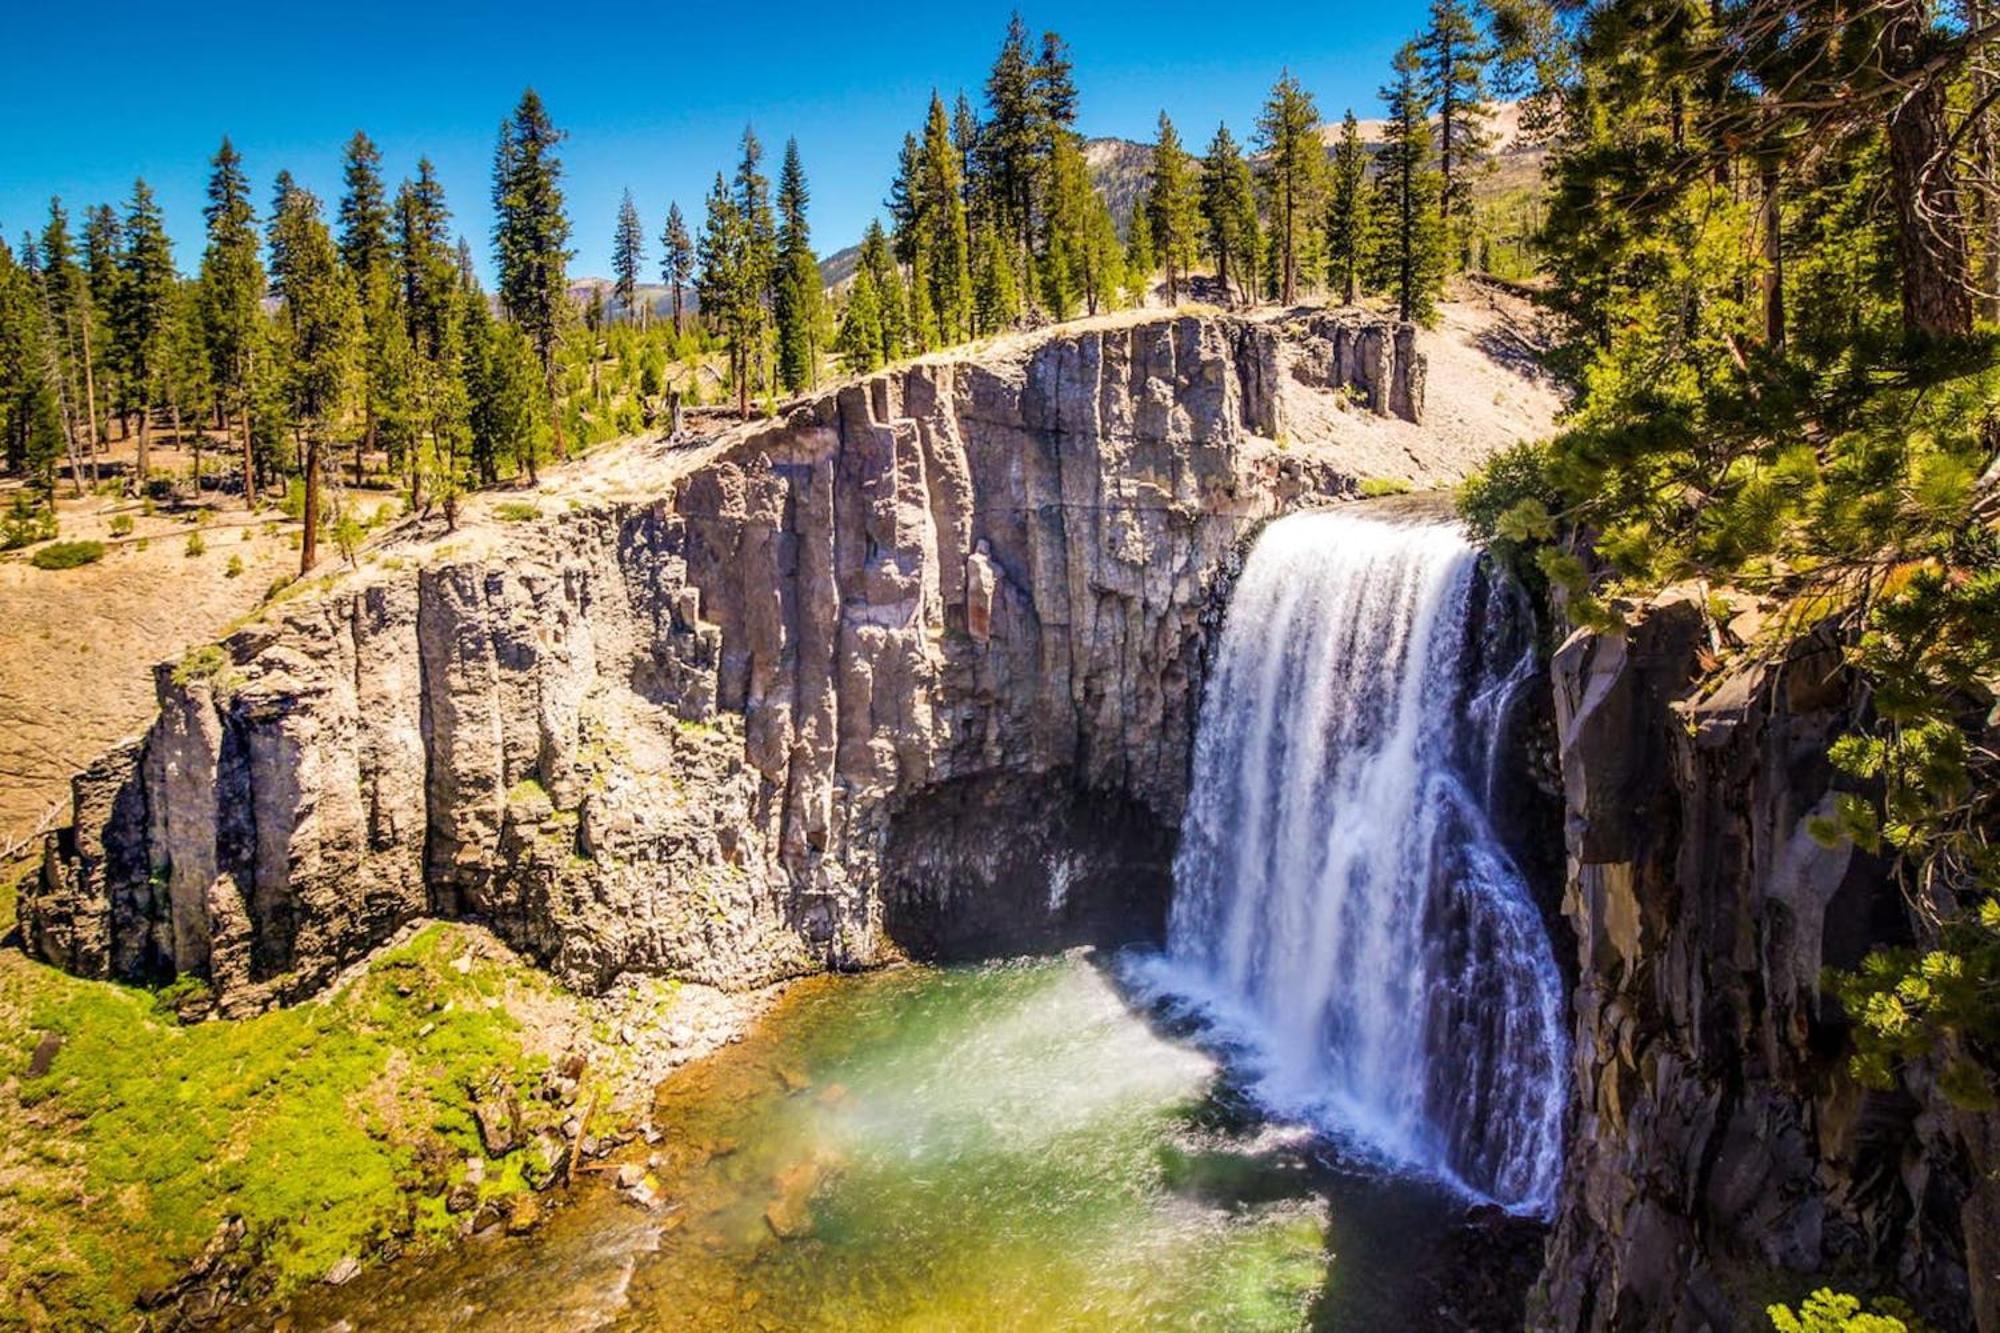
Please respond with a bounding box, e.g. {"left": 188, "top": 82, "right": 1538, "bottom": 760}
{"left": 25, "top": 312, "right": 1415, "bottom": 1014}
{"left": 1535, "top": 593, "right": 2000, "bottom": 1332}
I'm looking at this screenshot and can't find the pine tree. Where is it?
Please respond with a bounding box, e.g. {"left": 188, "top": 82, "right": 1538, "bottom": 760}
{"left": 1256, "top": 71, "right": 1328, "bottom": 305}
{"left": 837, "top": 266, "right": 885, "bottom": 373}
{"left": 773, "top": 139, "right": 825, "bottom": 393}
{"left": 164, "top": 278, "right": 212, "bottom": 494}
{"left": 38, "top": 199, "right": 92, "bottom": 491}
{"left": 1126, "top": 196, "right": 1156, "bottom": 302}
{"left": 82, "top": 205, "right": 122, "bottom": 448}
{"left": 1039, "top": 133, "right": 1089, "bottom": 319}
{"left": 395, "top": 160, "right": 456, "bottom": 359}
{"left": 1200, "top": 125, "right": 1260, "bottom": 306}
{"left": 982, "top": 13, "right": 1040, "bottom": 271}
{"left": 732, "top": 127, "right": 779, "bottom": 402}
{"left": 199, "top": 137, "right": 264, "bottom": 505}
{"left": 917, "top": 93, "right": 974, "bottom": 345}
{"left": 1148, "top": 113, "right": 1201, "bottom": 304}
{"left": 338, "top": 131, "right": 393, "bottom": 293}
{"left": 1418, "top": 0, "right": 1493, "bottom": 240}
{"left": 1326, "top": 111, "right": 1370, "bottom": 305}
{"left": 696, "top": 172, "right": 755, "bottom": 417}
{"left": 972, "top": 217, "right": 1022, "bottom": 331}
{"left": 612, "top": 189, "right": 646, "bottom": 326}
{"left": 887, "top": 134, "right": 921, "bottom": 273}
{"left": 1081, "top": 193, "right": 1126, "bottom": 316}
{"left": 858, "top": 220, "right": 908, "bottom": 362}
{"left": 270, "top": 185, "right": 359, "bottom": 571}
{"left": 1372, "top": 42, "right": 1450, "bottom": 323}
{"left": 953, "top": 93, "right": 984, "bottom": 211}
{"left": 1034, "top": 30, "right": 1079, "bottom": 135}
{"left": 113, "top": 179, "right": 176, "bottom": 487}
{"left": 491, "top": 89, "right": 571, "bottom": 453}
{"left": 341, "top": 133, "right": 398, "bottom": 485}
{"left": 659, "top": 201, "right": 693, "bottom": 339}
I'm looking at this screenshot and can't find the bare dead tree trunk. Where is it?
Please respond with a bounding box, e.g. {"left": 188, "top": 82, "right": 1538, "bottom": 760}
{"left": 80, "top": 313, "right": 101, "bottom": 488}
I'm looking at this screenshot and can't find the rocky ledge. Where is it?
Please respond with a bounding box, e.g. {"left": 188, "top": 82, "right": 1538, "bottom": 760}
{"left": 1535, "top": 592, "right": 1999, "bottom": 1332}
{"left": 23, "top": 309, "right": 1424, "bottom": 1014}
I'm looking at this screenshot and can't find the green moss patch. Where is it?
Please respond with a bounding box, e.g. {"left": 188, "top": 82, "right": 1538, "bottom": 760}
{"left": 0, "top": 922, "right": 556, "bottom": 1327}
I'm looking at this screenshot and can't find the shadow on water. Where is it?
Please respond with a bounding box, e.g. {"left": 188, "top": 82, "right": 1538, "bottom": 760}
{"left": 1087, "top": 948, "right": 1548, "bottom": 1332}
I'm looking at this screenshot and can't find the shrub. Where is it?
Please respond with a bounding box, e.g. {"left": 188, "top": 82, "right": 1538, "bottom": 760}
{"left": 493, "top": 501, "right": 540, "bottom": 522}
{"left": 225, "top": 554, "right": 244, "bottom": 578}
{"left": 30, "top": 540, "right": 105, "bottom": 570}
{"left": 108, "top": 514, "right": 135, "bottom": 538}
{"left": 184, "top": 531, "right": 206, "bottom": 558}
{"left": 1768, "top": 1289, "right": 1911, "bottom": 1332}
{"left": 2, "top": 497, "right": 57, "bottom": 551}
{"left": 1359, "top": 477, "right": 1414, "bottom": 498}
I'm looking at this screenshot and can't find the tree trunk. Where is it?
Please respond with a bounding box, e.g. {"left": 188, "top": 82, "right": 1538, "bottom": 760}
{"left": 1978, "top": 0, "right": 2000, "bottom": 324}
{"left": 1886, "top": 3, "right": 1975, "bottom": 337}
{"left": 169, "top": 397, "right": 187, "bottom": 501}
{"left": 301, "top": 432, "right": 320, "bottom": 574}
{"left": 1761, "top": 161, "right": 1786, "bottom": 351}
{"left": 80, "top": 316, "right": 100, "bottom": 488}
{"left": 135, "top": 405, "right": 150, "bottom": 489}
{"left": 240, "top": 405, "right": 256, "bottom": 509}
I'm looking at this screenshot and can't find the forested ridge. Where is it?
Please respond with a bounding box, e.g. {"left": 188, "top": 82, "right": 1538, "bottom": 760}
{"left": 0, "top": 7, "right": 1523, "bottom": 579}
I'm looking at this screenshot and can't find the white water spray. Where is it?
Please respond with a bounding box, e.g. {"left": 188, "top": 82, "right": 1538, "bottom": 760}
{"left": 1162, "top": 510, "right": 1566, "bottom": 1214}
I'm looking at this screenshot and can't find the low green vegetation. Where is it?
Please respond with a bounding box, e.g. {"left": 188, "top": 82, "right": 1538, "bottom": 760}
{"left": 0, "top": 912, "right": 554, "bottom": 1327}
{"left": 492, "top": 500, "right": 540, "bottom": 522}
{"left": 27, "top": 539, "right": 104, "bottom": 570}
{"left": 1769, "top": 1289, "right": 1915, "bottom": 1332}
{"left": 1358, "top": 476, "right": 1413, "bottom": 498}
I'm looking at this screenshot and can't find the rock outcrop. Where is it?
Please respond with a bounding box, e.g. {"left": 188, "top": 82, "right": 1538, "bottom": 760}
{"left": 1535, "top": 592, "right": 2000, "bottom": 1332}
{"left": 25, "top": 311, "right": 1416, "bottom": 1014}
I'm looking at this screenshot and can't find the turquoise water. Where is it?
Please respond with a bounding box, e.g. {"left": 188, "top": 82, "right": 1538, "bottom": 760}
{"left": 284, "top": 953, "right": 1517, "bottom": 1331}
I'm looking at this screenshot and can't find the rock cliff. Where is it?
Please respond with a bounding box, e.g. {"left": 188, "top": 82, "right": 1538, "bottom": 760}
{"left": 1535, "top": 593, "right": 1999, "bottom": 1332}
{"left": 24, "top": 311, "right": 1421, "bottom": 1014}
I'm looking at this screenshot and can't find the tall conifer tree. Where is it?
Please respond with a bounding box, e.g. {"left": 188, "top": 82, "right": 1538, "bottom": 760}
{"left": 773, "top": 139, "right": 825, "bottom": 393}
{"left": 1148, "top": 113, "right": 1201, "bottom": 304}
{"left": 1327, "top": 111, "right": 1371, "bottom": 305}
{"left": 270, "top": 185, "right": 359, "bottom": 570}
{"left": 1371, "top": 43, "right": 1449, "bottom": 322}
{"left": 1418, "top": 0, "right": 1493, "bottom": 237}
{"left": 491, "top": 89, "right": 571, "bottom": 454}
{"left": 612, "top": 189, "right": 646, "bottom": 326}
{"left": 113, "top": 179, "right": 175, "bottom": 485}
{"left": 659, "top": 202, "right": 693, "bottom": 338}
{"left": 1255, "top": 71, "right": 1327, "bottom": 304}
{"left": 199, "top": 138, "right": 264, "bottom": 504}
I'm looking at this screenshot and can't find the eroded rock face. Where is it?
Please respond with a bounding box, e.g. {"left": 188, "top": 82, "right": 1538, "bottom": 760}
{"left": 26, "top": 312, "right": 1394, "bottom": 1014}
{"left": 1535, "top": 593, "right": 2000, "bottom": 1332}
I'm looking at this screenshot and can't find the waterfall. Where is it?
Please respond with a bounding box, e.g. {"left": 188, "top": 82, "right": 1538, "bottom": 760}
{"left": 1160, "top": 509, "right": 1566, "bottom": 1215}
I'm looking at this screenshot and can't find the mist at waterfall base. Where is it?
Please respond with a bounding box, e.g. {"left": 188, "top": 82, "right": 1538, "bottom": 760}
{"left": 1131, "top": 510, "right": 1567, "bottom": 1217}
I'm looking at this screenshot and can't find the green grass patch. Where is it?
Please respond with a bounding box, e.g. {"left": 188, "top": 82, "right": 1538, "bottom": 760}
{"left": 0, "top": 924, "right": 553, "bottom": 1326}
{"left": 1358, "top": 477, "right": 1415, "bottom": 498}
{"left": 29, "top": 541, "right": 105, "bottom": 571}
{"left": 493, "top": 501, "right": 540, "bottom": 523}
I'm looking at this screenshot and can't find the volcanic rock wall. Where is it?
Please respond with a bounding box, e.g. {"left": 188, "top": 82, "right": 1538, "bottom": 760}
{"left": 24, "top": 312, "right": 1414, "bottom": 1013}
{"left": 1534, "top": 593, "right": 1999, "bottom": 1332}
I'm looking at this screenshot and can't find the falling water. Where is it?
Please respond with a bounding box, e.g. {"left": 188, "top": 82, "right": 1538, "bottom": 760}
{"left": 1161, "top": 509, "right": 1566, "bottom": 1215}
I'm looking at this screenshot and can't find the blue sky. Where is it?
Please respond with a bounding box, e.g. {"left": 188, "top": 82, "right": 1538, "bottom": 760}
{"left": 0, "top": 0, "right": 1426, "bottom": 282}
